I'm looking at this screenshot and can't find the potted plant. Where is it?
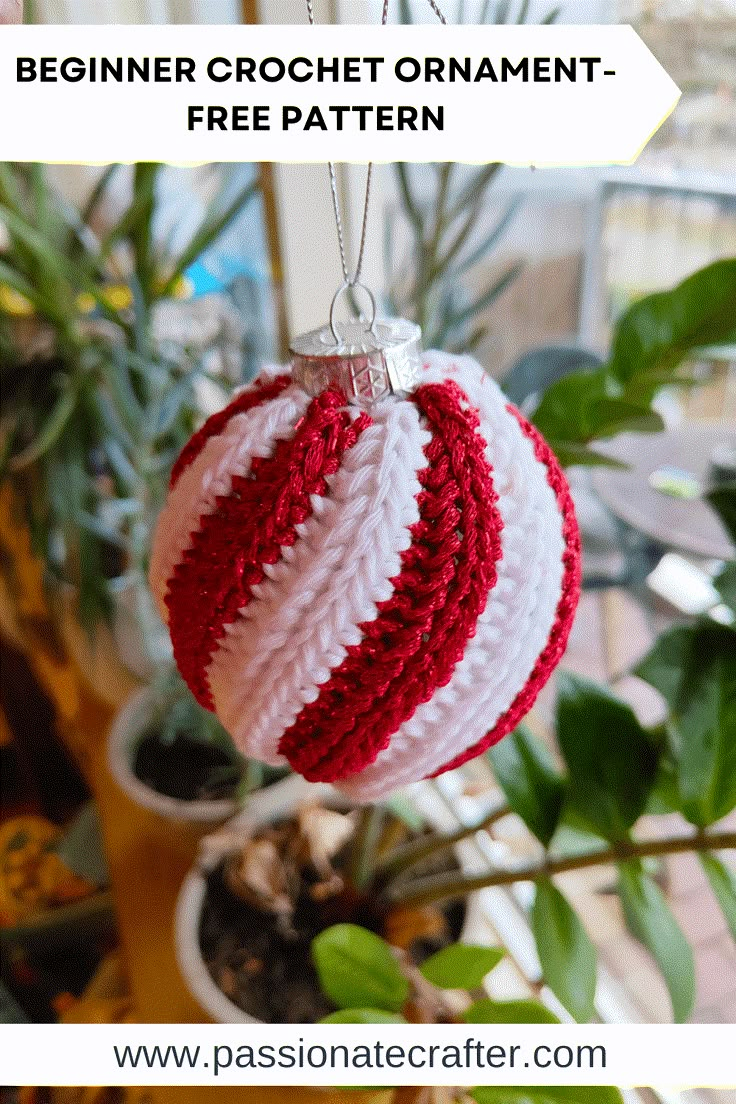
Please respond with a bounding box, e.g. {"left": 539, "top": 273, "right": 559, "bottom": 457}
{"left": 175, "top": 776, "right": 492, "bottom": 1025}
{"left": 174, "top": 260, "right": 735, "bottom": 1025}
{"left": 108, "top": 668, "right": 288, "bottom": 828}
{"left": 0, "top": 162, "right": 261, "bottom": 688}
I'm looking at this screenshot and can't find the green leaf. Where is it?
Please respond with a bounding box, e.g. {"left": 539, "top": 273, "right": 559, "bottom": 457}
{"left": 448, "top": 262, "right": 523, "bottom": 331}
{"left": 419, "top": 944, "right": 504, "bottom": 990}
{"left": 531, "top": 368, "right": 608, "bottom": 443}
{"left": 320, "top": 1009, "right": 406, "bottom": 1024}
{"left": 714, "top": 562, "right": 736, "bottom": 613}
{"left": 487, "top": 724, "right": 564, "bottom": 847}
{"left": 311, "top": 925, "right": 409, "bottom": 1013}
{"left": 555, "top": 673, "right": 660, "bottom": 841}
{"left": 465, "top": 998, "right": 560, "bottom": 1024}
{"left": 636, "top": 623, "right": 736, "bottom": 826}
{"left": 160, "top": 174, "right": 259, "bottom": 298}
{"left": 706, "top": 484, "right": 736, "bottom": 545}
{"left": 549, "top": 443, "right": 629, "bottom": 470}
{"left": 608, "top": 258, "right": 736, "bottom": 385}
{"left": 618, "top": 861, "right": 695, "bottom": 1022}
{"left": 700, "top": 853, "right": 736, "bottom": 944}
{"left": 81, "top": 165, "right": 120, "bottom": 226}
{"left": 8, "top": 386, "right": 77, "bottom": 471}
{"left": 584, "top": 398, "right": 664, "bottom": 438}
{"left": 531, "top": 878, "right": 597, "bottom": 1023}
{"left": 532, "top": 368, "right": 664, "bottom": 448}
{"left": 472, "top": 1088, "right": 622, "bottom": 1104}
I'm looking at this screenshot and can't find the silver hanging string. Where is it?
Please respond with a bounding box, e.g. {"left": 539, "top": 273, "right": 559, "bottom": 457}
{"left": 307, "top": 0, "right": 447, "bottom": 287}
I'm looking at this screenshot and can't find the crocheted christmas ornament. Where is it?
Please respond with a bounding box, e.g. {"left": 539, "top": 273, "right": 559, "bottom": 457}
{"left": 149, "top": 350, "right": 580, "bottom": 802}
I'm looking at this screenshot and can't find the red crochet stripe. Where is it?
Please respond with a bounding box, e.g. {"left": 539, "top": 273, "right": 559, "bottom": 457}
{"left": 278, "top": 379, "right": 504, "bottom": 783}
{"left": 431, "top": 405, "right": 581, "bottom": 776}
{"left": 166, "top": 389, "right": 370, "bottom": 709}
{"left": 169, "top": 375, "right": 291, "bottom": 489}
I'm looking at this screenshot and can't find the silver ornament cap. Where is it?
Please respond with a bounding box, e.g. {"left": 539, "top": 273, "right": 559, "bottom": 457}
{"left": 290, "top": 282, "right": 422, "bottom": 407}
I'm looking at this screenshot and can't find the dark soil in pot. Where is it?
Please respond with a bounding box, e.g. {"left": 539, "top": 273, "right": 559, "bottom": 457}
{"left": 132, "top": 730, "right": 239, "bottom": 803}
{"left": 199, "top": 823, "right": 466, "bottom": 1023}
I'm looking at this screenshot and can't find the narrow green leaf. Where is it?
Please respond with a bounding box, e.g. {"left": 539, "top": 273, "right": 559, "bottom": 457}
{"left": 448, "top": 262, "right": 522, "bottom": 330}
{"left": 9, "top": 388, "right": 77, "bottom": 471}
{"left": 465, "top": 998, "right": 560, "bottom": 1024}
{"left": 394, "top": 163, "right": 424, "bottom": 234}
{"left": 311, "top": 925, "right": 409, "bottom": 1013}
{"left": 160, "top": 175, "right": 259, "bottom": 297}
{"left": 419, "top": 944, "right": 504, "bottom": 990}
{"left": 450, "top": 197, "right": 521, "bottom": 278}
{"left": 532, "top": 878, "right": 597, "bottom": 1023}
{"left": 487, "top": 724, "right": 564, "bottom": 846}
{"left": 555, "top": 673, "right": 660, "bottom": 840}
{"left": 81, "top": 164, "right": 120, "bottom": 226}
{"left": 0, "top": 258, "right": 62, "bottom": 323}
{"left": 542, "top": 5, "right": 562, "bottom": 22}
{"left": 700, "top": 853, "right": 736, "bottom": 944}
{"left": 618, "top": 861, "right": 695, "bottom": 1022}
{"left": 320, "top": 1009, "right": 406, "bottom": 1024}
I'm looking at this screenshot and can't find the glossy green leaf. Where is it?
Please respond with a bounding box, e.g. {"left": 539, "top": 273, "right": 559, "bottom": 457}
{"left": 419, "top": 944, "right": 504, "bottom": 990}
{"left": 471, "top": 1088, "right": 622, "bottom": 1104}
{"left": 547, "top": 443, "right": 629, "bottom": 471}
{"left": 465, "top": 998, "right": 560, "bottom": 1024}
{"left": 487, "top": 724, "right": 564, "bottom": 846}
{"left": 714, "top": 562, "right": 736, "bottom": 613}
{"left": 311, "top": 925, "right": 409, "bottom": 1013}
{"left": 533, "top": 366, "right": 664, "bottom": 446}
{"left": 530, "top": 368, "right": 608, "bottom": 443}
{"left": 618, "top": 861, "right": 695, "bottom": 1023}
{"left": 636, "top": 623, "right": 736, "bottom": 826}
{"left": 700, "top": 853, "right": 736, "bottom": 944}
{"left": 320, "top": 1009, "right": 406, "bottom": 1024}
{"left": 608, "top": 258, "right": 736, "bottom": 385}
{"left": 706, "top": 484, "right": 736, "bottom": 545}
{"left": 555, "top": 673, "right": 660, "bottom": 840}
{"left": 531, "top": 878, "right": 597, "bottom": 1023}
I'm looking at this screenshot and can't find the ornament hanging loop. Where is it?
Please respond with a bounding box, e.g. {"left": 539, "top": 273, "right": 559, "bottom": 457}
{"left": 329, "top": 280, "right": 377, "bottom": 343}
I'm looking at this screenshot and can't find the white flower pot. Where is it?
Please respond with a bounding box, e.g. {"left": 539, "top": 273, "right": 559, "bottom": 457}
{"left": 175, "top": 775, "right": 488, "bottom": 1024}
{"left": 108, "top": 687, "right": 237, "bottom": 825}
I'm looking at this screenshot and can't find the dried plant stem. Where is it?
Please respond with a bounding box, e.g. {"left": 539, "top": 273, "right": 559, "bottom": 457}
{"left": 348, "top": 805, "right": 385, "bottom": 890}
{"left": 388, "top": 829, "right": 736, "bottom": 909}
{"left": 378, "top": 803, "right": 511, "bottom": 883}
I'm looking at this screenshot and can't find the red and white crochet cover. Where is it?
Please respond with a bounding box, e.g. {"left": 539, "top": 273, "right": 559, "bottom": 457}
{"left": 149, "top": 351, "right": 581, "bottom": 802}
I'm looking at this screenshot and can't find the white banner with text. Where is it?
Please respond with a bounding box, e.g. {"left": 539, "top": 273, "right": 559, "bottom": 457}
{"left": 0, "top": 1023, "right": 734, "bottom": 1087}
{"left": 0, "top": 23, "right": 680, "bottom": 164}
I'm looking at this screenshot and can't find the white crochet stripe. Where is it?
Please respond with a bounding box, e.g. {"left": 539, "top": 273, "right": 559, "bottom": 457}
{"left": 148, "top": 384, "right": 310, "bottom": 623}
{"left": 207, "top": 397, "right": 431, "bottom": 765}
{"left": 338, "top": 352, "right": 566, "bottom": 802}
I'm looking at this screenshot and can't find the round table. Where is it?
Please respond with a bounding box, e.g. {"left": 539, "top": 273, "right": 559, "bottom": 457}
{"left": 592, "top": 423, "right": 736, "bottom": 561}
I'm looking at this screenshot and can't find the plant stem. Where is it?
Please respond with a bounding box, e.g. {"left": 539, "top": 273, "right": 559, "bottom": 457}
{"left": 378, "top": 803, "right": 510, "bottom": 884}
{"left": 348, "top": 806, "right": 385, "bottom": 891}
{"left": 387, "top": 829, "right": 736, "bottom": 909}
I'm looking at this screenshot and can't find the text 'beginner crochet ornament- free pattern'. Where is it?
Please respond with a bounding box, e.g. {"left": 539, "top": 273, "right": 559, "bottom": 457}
{"left": 149, "top": 351, "right": 581, "bottom": 802}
